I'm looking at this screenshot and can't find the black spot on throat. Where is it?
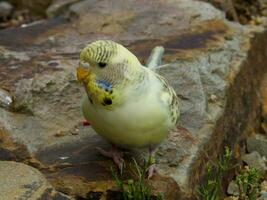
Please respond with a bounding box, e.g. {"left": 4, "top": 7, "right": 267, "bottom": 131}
{"left": 102, "top": 97, "right": 112, "bottom": 106}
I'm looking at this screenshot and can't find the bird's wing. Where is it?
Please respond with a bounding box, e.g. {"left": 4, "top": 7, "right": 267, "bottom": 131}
{"left": 154, "top": 72, "right": 181, "bottom": 125}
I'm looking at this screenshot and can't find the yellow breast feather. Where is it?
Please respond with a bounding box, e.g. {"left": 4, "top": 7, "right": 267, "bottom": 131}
{"left": 77, "top": 67, "right": 118, "bottom": 108}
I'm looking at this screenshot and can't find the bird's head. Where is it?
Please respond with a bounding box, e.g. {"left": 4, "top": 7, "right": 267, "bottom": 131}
{"left": 77, "top": 40, "right": 141, "bottom": 86}
{"left": 77, "top": 40, "right": 143, "bottom": 106}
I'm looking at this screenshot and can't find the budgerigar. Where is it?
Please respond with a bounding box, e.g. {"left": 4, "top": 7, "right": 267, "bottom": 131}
{"left": 76, "top": 40, "right": 181, "bottom": 178}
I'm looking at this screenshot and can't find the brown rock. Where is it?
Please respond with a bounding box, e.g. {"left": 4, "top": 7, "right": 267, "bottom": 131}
{"left": 9, "top": 0, "right": 52, "bottom": 16}
{"left": 0, "top": 161, "right": 73, "bottom": 200}
{"left": 262, "top": 180, "right": 267, "bottom": 192}
{"left": 247, "top": 134, "right": 267, "bottom": 157}
{"left": 242, "top": 151, "right": 267, "bottom": 174}
{"left": 227, "top": 180, "right": 239, "bottom": 196}
{"left": 46, "top": 0, "right": 79, "bottom": 18}
{"left": 224, "top": 197, "right": 238, "bottom": 200}
{"left": 0, "top": 127, "right": 30, "bottom": 162}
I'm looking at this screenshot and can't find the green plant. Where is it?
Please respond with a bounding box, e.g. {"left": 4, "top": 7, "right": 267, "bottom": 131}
{"left": 111, "top": 159, "right": 164, "bottom": 200}
{"left": 198, "top": 146, "right": 232, "bottom": 200}
{"left": 235, "top": 167, "right": 262, "bottom": 200}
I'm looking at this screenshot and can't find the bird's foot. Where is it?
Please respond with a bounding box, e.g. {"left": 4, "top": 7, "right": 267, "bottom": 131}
{"left": 146, "top": 147, "right": 157, "bottom": 179}
{"left": 147, "top": 163, "right": 157, "bottom": 179}
{"left": 95, "top": 147, "right": 124, "bottom": 171}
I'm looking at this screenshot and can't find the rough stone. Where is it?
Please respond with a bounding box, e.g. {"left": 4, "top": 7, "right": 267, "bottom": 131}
{"left": 262, "top": 122, "right": 267, "bottom": 135}
{"left": 0, "top": 1, "right": 13, "bottom": 19}
{"left": 241, "top": 151, "right": 267, "bottom": 174}
{"left": 247, "top": 134, "right": 267, "bottom": 157}
{"left": 0, "top": 88, "right": 13, "bottom": 110}
{"left": 224, "top": 197, "right": 239, "bottom": 200}
{"left": 9, "top": 0, "right": 52, "bottom": 16}
{"left": 0, "top": 0, "right": 267, "bottom": 199}
{"left": 262, "top": 181, "right": 267, "bottom": 192}
{"left": 261, "top": 192, "right": 267, "bottom": 200}
{"left": 227, "top": 181, "right": 239, "bottom": 196}
{"left": 0, "top": 161, "right": 73, "bottom": 200}
{"left": 46, "top": 0, "right": 79, "bottom": 18}
{"left": 261, "top": 183, "right": 267, "bottom": 200}
{"left": 0, "top": 126, "right": 32, "bottom": 162}
{"left": 261, "top": 180, "right": 267, "bottom": 200}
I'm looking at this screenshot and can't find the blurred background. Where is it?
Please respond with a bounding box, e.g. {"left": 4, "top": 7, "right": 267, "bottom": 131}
{"left": 0, "top": 0, "right": 267, "bottom": 29}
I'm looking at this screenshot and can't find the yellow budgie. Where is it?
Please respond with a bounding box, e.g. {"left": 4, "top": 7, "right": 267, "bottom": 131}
{"left": 76, "top": 40, "right": 181, "bottom": 178}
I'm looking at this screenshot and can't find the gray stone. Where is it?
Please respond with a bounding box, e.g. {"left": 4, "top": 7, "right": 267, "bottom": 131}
{"left": 227, "top": 181, "right": 239, "bottom": 196}
{"left": 260, "top": 192, "right": 267, "bottom": 200}
{"left": 262, "top": 180, "right": 267, "bottom": 191}
{"left": 156, "top": 61, "right": 207, "bottom": 130}
{"left": 242, "top": 151, "right": 267, "bottom": 174}
{"left": 0, "top": 88, "right": 13, "bottom": 110}
{"left": 0, "top": 161, "right": 73, "bottom": 200}
{"left": 9, "top": 0, "right": 52, "bottom": 16}
{"left": 247, "top": 134, "right": 267, "bottom": 157}
{"left": 261, "top": 180, "right": 267, "bottom": 200}
{"left": 46, "top": 0, "right": 80, "bottom": 18}
{"left": 0, "top": 1, "right": 13, "bottom": 19}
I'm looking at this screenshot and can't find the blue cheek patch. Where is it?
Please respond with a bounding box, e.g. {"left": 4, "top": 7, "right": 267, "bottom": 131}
{"left": 96, "top": 79, "right": 113, "bottom": 92}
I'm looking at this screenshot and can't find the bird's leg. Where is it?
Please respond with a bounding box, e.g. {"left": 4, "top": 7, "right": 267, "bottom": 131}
{"left": 147, "top": 146, "right": 157, "bottom": 179}
{"left": 95, "top": 145, "right": 124, "bottom": 171}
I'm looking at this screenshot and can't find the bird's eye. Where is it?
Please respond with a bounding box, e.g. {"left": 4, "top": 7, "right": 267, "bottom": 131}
{"left": 98, "top": 62, "right": 107, "bottom": 68}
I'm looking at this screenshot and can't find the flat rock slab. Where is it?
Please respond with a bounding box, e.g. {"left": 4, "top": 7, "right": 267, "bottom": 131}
{"left": 0, "top": 161, "right": 73, "bottom": 200}
{"left": 247, "top": 134, "right": 267, "bottom": 157}
{"left": 0, "top": 0, "right": 267, "bottom": 199}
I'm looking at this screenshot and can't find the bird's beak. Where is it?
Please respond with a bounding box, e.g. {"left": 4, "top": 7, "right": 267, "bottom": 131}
{"left": 77, "top": 63, "right": 91, "bottom": 82}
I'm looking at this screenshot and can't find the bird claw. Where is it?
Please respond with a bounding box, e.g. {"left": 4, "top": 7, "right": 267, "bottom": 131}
{"left": 147, "top": 146, "right": 157, "bottom": 179}
{"left": 147, "top": 163, "right": 157, "bottom": 179}
{"left": 82, "top": 120, "right": 90, "bottom": 126}
{"left": 95, "top": 147, "right": 124, "bottom": 171}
